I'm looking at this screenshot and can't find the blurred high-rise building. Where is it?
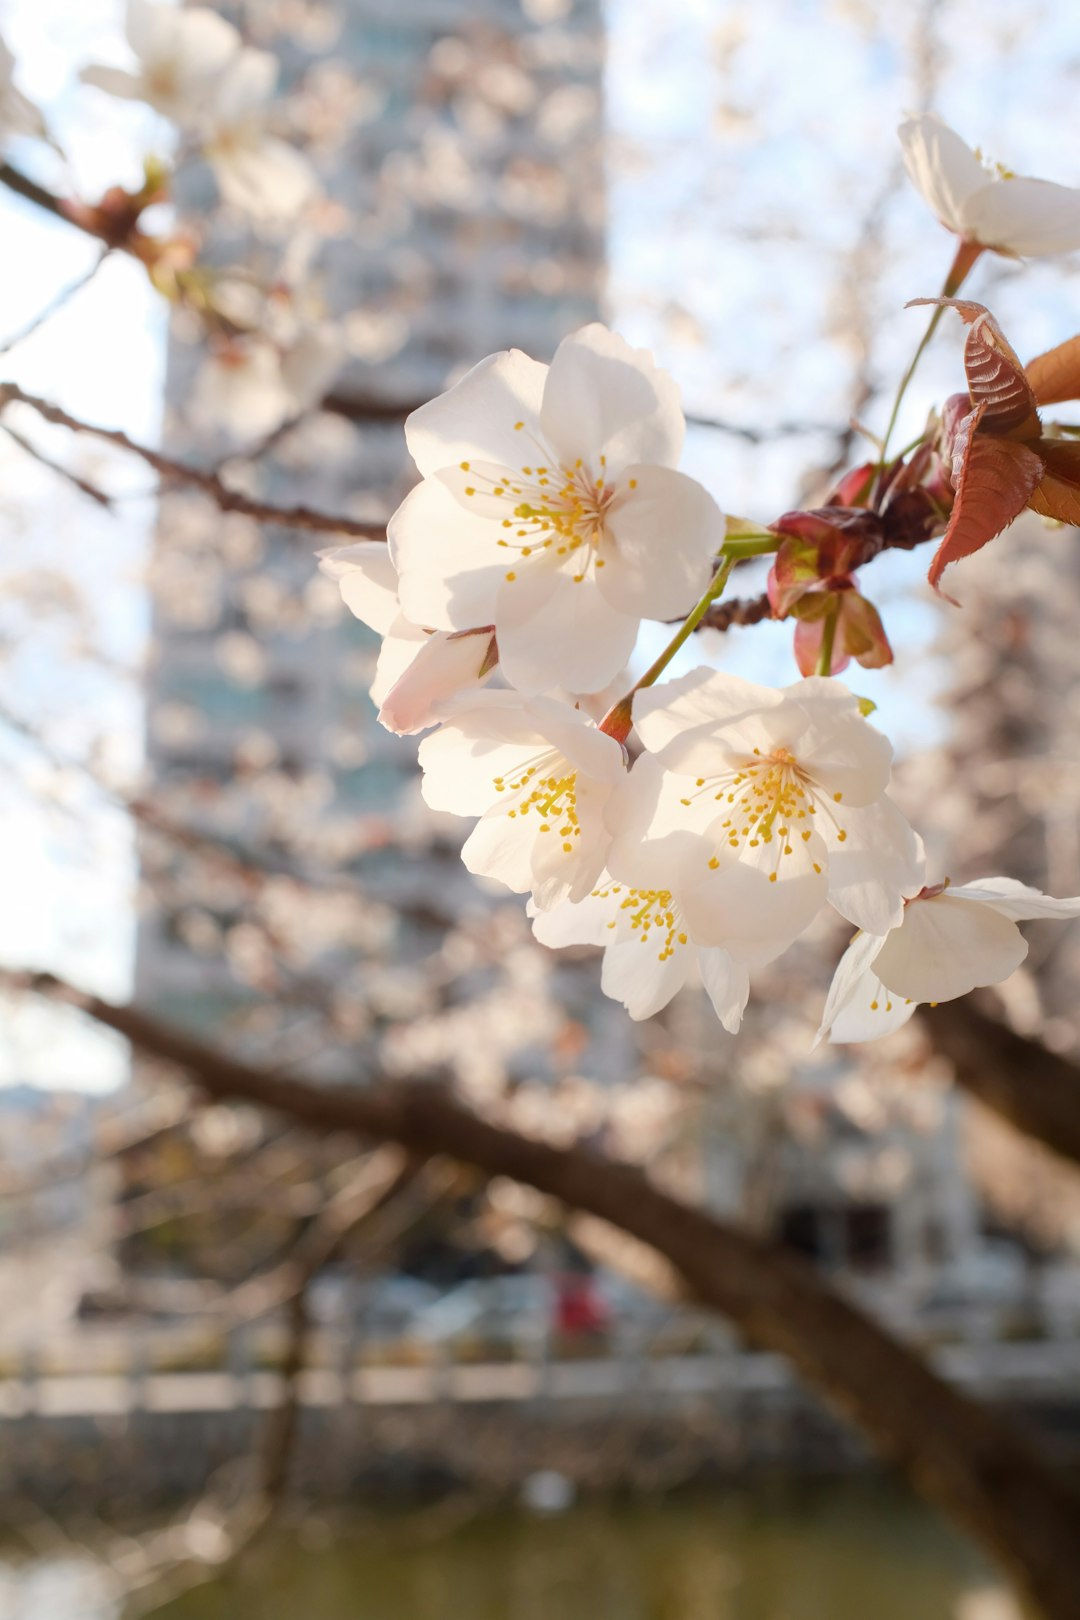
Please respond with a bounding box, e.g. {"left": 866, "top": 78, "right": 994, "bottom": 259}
{"left": 137, "top": 0, "right": 607, "bottom": 1062}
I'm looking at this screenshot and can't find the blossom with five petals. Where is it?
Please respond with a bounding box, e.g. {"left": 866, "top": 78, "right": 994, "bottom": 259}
{"left": 82, "top": 1, "right": 316, "bottom": 222}
{"left": 616, "top": 670, "right": 924, "bottom": 962}
{"left": 818, "top": 878, "right": 1080, "bottom": 1044}
{"left": 81, "top": 1, "right": 240, "bottom": 126}
{"left": 418, "top": 691, "right": 626, "bottom": 910}
{"left": 531, "top": 876, "right": 749, "bottom": 1031}
{"left": 319, "top": 542, "right": 497, "bottom": 736}
{"left": 388, "top": 324, "right": 724, "bottom": 696}
{"left": 900, "top": 114, "right": 1080, "bottom": 258}
{"left": 201, "top": 47, "right": 317, "bottom": 223}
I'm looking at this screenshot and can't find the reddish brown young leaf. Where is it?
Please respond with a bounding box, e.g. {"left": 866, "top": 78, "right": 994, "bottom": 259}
{"left": 1024, "top": 333, "right": 1080, "bottom": 407}
{"left": 1027, "top": 439, "right": 1080, "bottom": 525}
{"left": 928, "top": 410, "right": 1045, "bottom": 594}
{"left": 909, "top": 297, "right": 1041, "bottom": 439}
{"left": 841, "top": 592, "right": 893, "bottom": 668}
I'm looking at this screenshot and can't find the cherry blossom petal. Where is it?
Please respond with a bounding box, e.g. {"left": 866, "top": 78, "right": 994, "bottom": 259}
{"left": 600, "top": 937, "right": 691, "bottom": 1020}
{"left": 495, "top": 565, "right": 638, "bottom": 695}
{"left": 606, "top": 754, "right": 724, "bottom": 891}
{"left": 697, "top": 949, "right": 751, "bottom": 1034}
{"left": 405, "top": 350, "right": 548, "bottom": 479}
{"left": 540, "top": 324, "right": 684, "bottom": 475}
{"left": 460, "top": 810, "right": 538, "bottom": 896}
{"left": 963, "top": 177, "right": 1080, "bottom": 257}
{"left": 127, "top": 1, "right": 238, "bottom": 76}
{"left": 632, "top": 668, "right": 782, "bottom": 775}
{"left": 530, "top": 886, "right": 617, "bottom": 950}
{"left": 389, "top": 477, "right": 505, "bottom": 631}
{"left": 418, "top": 725, "right": 549, "bottom": 815}
{"left": 529, "top": 785, "right": 611, "bottom": 909}
{"left": 770, "top": 682, "right": 894, "bottom": 806}
{"left": 370, "top": 616, "right": 426, "bottom": 706}
{"left": 872, "top": 895, "right": 1027, "bottom": 1003}
{"left": 899, "top": 115, "right": 986, "bottom": 236}
{"left": 815, "top": 926, "right": 888, "bottom": 1046}
{"left": 211, "top": 135, "right": 316, "bottom": 222}
{"left": 819, "top": 796, "right": 925, "bottom": 935}
{"left": 678, "top": 828, "right": 829, "bottom": 959}
{"left": 319, "top": 542, "right": 400, "bottom": 635}
{"left": 79, "top": 65, "right": 147, "bottom": 102}
{"left": 827, "top": 968, "right": 919, "bottom": 1044}
{"left": 947, "top": 877, "right": 1080, "bottom": 921}
{"left": 599, "top": 466, "right": 721, "bottom": 619}
{"left": 377, "top": 629, "right": 495, "bottom": 736}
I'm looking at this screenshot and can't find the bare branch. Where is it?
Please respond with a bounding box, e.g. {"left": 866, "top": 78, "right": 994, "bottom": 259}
{"left": 0, "top": 382, "right": 388, "bottom": 539}
{"left": 9, "top": 967, "right": 1080, "bottom": 1620}
{"left": 0, "top": 247, "right": 111, "bottom": 356}
{"left": 923, "top": 999, "right": 1080, "bottom": 1170}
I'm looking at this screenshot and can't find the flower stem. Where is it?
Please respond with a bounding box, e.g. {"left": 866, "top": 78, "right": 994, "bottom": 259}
{"left": 599, "top": 554, "right": 737, "bottom": 742}
{"left": 873, "top": 238, "right": 983, "bottom": 494}
{"left": 816, "top": 606, "right": 839, "bottom": 677}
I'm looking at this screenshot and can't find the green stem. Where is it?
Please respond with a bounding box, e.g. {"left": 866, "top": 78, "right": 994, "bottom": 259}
{"left": 637, "top": 553, "right": 736, "bottom": 691}
{"left": 599, "top": 555, "right": 737, "bottom": 741}
{"left": 873, "top": 238, "right": 983, "bottom": 495}
{"left": 816, "top": 607, "right": 839, "bottom": 677}
{"left": 721, "top": 535, "right": 781, "bottom": 559}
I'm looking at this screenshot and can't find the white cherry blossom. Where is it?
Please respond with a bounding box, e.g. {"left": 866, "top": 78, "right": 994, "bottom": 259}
{"left": 531, "top": 877, "right": 749, "bottom": 1030}
{"left": 192, "top": 327, "right": 340, "bottom": 439}
{"left": 417, "top": 692, "right": 626, "bottom": 909}
{"left": 621, "top": 670, "right": 924, "bottom": 962}
{"left": 202, "top": 47, "right": 317, "bottom": 223}
{"left": 818, "top": 877, "right": 1080, "bottom": 1044}
{"left": 81, "top": 1, "right": 241, "bottom": 126}
{"left": 81, "top": 4, "right": 316, "bottom": 223}
{"left": 319, "top": 542, "right": 496, "bottom": 736}
{"left": 388, "top": 324, "right": 724, "bottom": 695}
{"left": 900, "top": 114, "right": 1080, "bottom": 258}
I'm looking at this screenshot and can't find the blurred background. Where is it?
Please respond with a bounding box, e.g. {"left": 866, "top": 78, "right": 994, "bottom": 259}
{"left": 1, "top": 1, "right": 1080, "bottom": 1616}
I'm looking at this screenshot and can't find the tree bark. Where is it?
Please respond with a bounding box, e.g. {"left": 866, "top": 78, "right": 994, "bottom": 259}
{"left": 924, "top": 999, "right": 1080, "bottom": 1170}
{"left": 16, "top": 971, "right": 1080, "bottom": 1620}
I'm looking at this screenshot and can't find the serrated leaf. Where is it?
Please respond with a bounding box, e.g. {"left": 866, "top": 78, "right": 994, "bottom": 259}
{"left": 910, "top": 297, "right": 1041, "bottom": 438}
{"left": 927, "top": 414, "right": 1045, "bottom": 594}
{"left": 1023, "top": 333, "right": 1080, "bottom": 407}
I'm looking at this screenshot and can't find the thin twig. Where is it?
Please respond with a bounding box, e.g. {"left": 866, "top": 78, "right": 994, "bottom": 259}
{"left": 0, "top": 247, "right": 111, "bottom": 356}
{"left": 0, "top": 419, "right": 114, "bottom": 507}
{"left": 0, "top": 381, "right": 388, "bottom": 538}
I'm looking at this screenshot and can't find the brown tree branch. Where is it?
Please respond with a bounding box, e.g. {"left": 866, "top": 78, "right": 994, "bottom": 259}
{"left": 923, "top": 999, "right": 1080, "bottom": 1169}
{"left": 8, "top": 968, "right": 1080, "bottom": 1620}
{"left": 0, "top": 382, "right": 388, "bottom": 539}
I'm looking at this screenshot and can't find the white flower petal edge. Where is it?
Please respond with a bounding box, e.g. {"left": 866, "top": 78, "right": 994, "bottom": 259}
{"left": 390, "top": 323, "right": 722, "bottom": 695}
{"left": 531, "top": 878, "right": 749, "bottom": 1030}
{"left": 318, "top": 543, "right": 495, "bottom": 735}
{"left": 818, "top": 877, "right": 1080, "bottom": 1044}
{"left": 418, "top": 692, "right": 626, "bottom": 909}
{"left": 899, "top": 113, "right": 1080, "bottom": 258}
{"left": 81, "top": 1, "right": 241, "bottom": 126}
{"left": 626, "top": 669, "right": 923, "bottom": 960}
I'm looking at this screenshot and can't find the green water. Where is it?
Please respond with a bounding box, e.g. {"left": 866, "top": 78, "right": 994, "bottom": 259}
{"left": 151, "top": 1482, "right": 1000, "bottom": 1620}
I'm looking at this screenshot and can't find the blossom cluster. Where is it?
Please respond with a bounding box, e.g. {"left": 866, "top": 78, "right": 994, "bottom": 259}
{"left": 323, "top": 309, "right": 1080, "bottom": 1043}
{"left": 81, "top": 1, "right": 317, "bottom": 224}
